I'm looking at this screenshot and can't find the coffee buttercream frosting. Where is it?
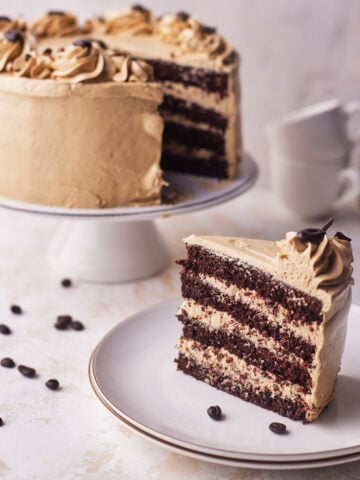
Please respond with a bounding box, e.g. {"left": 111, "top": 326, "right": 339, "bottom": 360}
{"left": 102, "top": 6, "right": 153, "bottom": 35}
{"left": 0, "top": 29, "right": 27, "bottom": 72}
{"left": 31, "top": 11, "right": 79, "bottom": 38}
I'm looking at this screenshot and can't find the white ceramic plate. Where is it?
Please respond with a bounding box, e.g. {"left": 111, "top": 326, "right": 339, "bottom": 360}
{"left": 89, "top": 299, "right": 360, "bottom": 467}
{"left": 0, "top": 154, "right": 257, "bottom": 220}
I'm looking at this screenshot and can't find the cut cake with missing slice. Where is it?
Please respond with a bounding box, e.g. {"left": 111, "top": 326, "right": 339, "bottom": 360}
{"left": 175, "top": 226, "right": 354, "bottom": 422}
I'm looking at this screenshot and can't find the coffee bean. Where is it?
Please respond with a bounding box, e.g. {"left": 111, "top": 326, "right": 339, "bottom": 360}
{"left": 0, "top": 324, "right": 11, "bottom": 335}
{"left": 45, "top": 379, "right": 59, "bottom": 391}
{"left": 18, "top": 365, "right": 36, "bottom": 378}
{"left": 47, "top": 10, "right": 65, "bottom": 16}
{"left": 10, "top": 304, "right": 23, "bottom": 315}
{"left": 43, "top": 48, "right": 52, "bottom": 55}
{"left": 1, "top": 357, "right": 15, "bottom": 368}
{"left": 201, "top": 25, "right": 217, "bottom": 35}
{"left": 132, "top": 4, "right": 147, "bottom": 12}
{"left": 54, "top": 315, "right": 72, "bottom": 330}
{"left": 269, "top": 422, "right": 287, "bottom": 434}
{"left": 335, "top": 231, "right": 351, "bottom": 242}
{"left": 207, "top": 405, "right": 222, "bottom": 420}
{"left": 3, "top": 28, "right": 23, "bottom": 43}
{"left": 71, "top": 320, "right": 84, "bottom": 331}
{"left": 0, "top": 16, "right": 11, "bottom": 22}
{"left": 177, "top": 11, "right": 190, "bottom": 21}
{"left": 73, "top": 39, "right": 92, "bottom": 49}
{"left": 61, "top": 278, "right": 72, "bottom": 288}
{"left": 0, "top": 417, "right": 3, "bottom": 427}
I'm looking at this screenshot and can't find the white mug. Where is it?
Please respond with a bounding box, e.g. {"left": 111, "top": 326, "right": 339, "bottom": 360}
{"left": 271, "top": 154, "right": 359, "bottom": 219}
{"left": 266, "top": 99, "right": 360, "bottom": 218}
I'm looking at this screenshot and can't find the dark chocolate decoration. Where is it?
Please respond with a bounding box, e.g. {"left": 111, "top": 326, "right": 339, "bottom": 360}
{"left": 47, "top": 10, "right": 66, "bottom": 16}
{"left": 297, "top": 218, "right": 334, "bottom": 245}
{"left": 3, "top": 28, "right": 23, "bottom": 43}
{"left": 269, "top": 422, "right": 287, "bottom": 434}
{"left": 18, "top": 365, "right": 36, "bottom": 378}
{"left": 335, "top": 231, "right": 352, "bottom": 242}
{"left": 88, "top": 38, "right": 108, "bottom": 49}
{"left": 73, "top": 39, "right": 92, "bottom": 49}
{"left": 0, "top": 16, "right": 11, "bottom": 22}
{"left": 201, "top": 25, "right": 217, "bottom": 35}
{"left": 43, "top": 48, "right": 52, "bottom": 55}
{"left": 207, "top": 405, "right": 222, "bottom": 420}
{"left": 132, "top": 4, "right": 147, "bottom": 12}
{"left": 177, "top": 11, "right": 190, "bottom": 21}
{"left": 25, "top": 53, "right": 31, "bottom": 61}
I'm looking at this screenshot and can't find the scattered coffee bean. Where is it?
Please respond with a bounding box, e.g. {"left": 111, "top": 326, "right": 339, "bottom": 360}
{"left": 10, "top": 304, "right": 22, "bottom": 315}
{"left": 18, "top": 365, "right": 36, "bottom": 378}
{"left": 207, "top": 405, "right": 222, "bottom": 420}
{"left": 71, "top": 320, "right": 84, "bottom": 331}
{"left": 45, "top": 379, "right": 59, "bottom": 391}
{"left": 61, "top": 278, "right": 72, "bottom": 288}
{"left": 269, "top": 422, "right": 287, "bottom": 434}
{"left": 54, "top": 315, "right": 72, "bottom": 330}
{"left": 1, "top": 357, "right": 15, "bottom": 368}
{"left": 0, "top": 324, "right": 11, "bottom": 335}
{"left": 0, "top": 417, "right": 3, "bottom": 426}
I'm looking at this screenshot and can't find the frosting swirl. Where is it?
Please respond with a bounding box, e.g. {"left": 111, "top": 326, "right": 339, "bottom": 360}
{"left": 154, "top": 13, "right": 190, "bottom": 44}
{"left": 275, "top": 231, "right": 353, "bottom": 309}
{"left": 12, "top": 50, "right": 53, "bottom": 79}
{"left": 51, "top": 41, "right": 107, "bottom": 83}
{"left": 111, "top": 53, "right": 154, "bottom": 82}
{"left": 0, "top": 16, "right": 26, "bottom": 33}
{"left": 31, "top": 11, "right": 79, "bottom": 38}
{"left": 0, "top": 29, "right": 25, "bottom": 72}
{"left": 82, "top": 16, "right": 108, "bottom": 35}
{"left": 103, "top": 6, "right": 153, "bottom": 35}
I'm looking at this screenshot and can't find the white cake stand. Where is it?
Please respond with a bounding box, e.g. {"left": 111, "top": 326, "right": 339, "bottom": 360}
{"left": 0, "top": 153, "right": 257, "bottom": 283}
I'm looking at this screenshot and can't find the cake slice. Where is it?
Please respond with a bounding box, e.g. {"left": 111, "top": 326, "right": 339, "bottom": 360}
{"left": 176, "top": 223, "right": 354, "bottom": 422}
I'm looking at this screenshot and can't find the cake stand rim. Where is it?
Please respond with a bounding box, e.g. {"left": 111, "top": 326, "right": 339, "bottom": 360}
{"left": 0, "top": 153, "right": 257, "bottom": 221}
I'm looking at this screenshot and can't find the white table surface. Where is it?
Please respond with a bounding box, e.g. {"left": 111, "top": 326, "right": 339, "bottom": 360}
{"left": 0, "top": 184, "right": 359, "bottom": 480}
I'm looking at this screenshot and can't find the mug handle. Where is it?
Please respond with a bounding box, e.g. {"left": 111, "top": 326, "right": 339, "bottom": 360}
{"left": 334, "top": 167, "right": 360, "bottom": 209}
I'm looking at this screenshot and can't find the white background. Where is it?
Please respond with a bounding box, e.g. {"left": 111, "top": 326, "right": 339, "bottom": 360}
{"left": 3, "top": 0, "right": 360, "bottom": 181}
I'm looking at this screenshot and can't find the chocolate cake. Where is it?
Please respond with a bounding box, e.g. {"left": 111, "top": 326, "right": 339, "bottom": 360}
{"left": 176, "top": 224, "right": 354, "bottom": 422}
{"left": 35, "top": 7, "right": 242, "bottom": 179}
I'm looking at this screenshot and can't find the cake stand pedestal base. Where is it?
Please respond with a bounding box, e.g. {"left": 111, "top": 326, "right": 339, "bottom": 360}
{"left": 48, "top": 220, "right": 170, "bottom": 283}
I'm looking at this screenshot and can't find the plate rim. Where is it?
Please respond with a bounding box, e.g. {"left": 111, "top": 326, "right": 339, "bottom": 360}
{"left": 88, "top": 354, "right": 360, "bottom": 471}
{"left": 89, "top": 298, "right": 360, "bottom": 463}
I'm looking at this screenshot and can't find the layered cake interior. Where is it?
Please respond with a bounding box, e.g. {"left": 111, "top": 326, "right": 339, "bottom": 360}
{"left": 32, "top": 7, "right": 242, "bottom": 179}
{"left": 176, "top": 225, "right": 354, "bottom": 422}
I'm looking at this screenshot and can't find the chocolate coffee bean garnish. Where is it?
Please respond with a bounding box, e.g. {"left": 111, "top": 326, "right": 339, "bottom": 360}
{"left": 177, "top": 11, "right": 190, "bottom": 21}
{"left": 132, "top": 4, "right": 147, "bottom": 12}
{"left": 54, "top": 315, "right": 72, "bottom": 330}
{"left": 45, "top": 379, "right": 59, "bottom": 391}
{"left": 84, "top": 38, "right": 108, "bottom": 50}
{"left": 73, "top": 39, "right": 92, "bottom": 49}
{"left": 269, "top": 422, "right": 287, "bottom": 434}
{"left": 61, "top": 278, "right": 72, "bottom": 288}
{"left": 0, "top": 324, "right": 11, "bottom": 335}
{"left": 1, "top": 357, "right": 15, "bottom": 368}
{"left": 207, "top": 405, "right": 222, "bottom": 420}
{"left": 0, "top": 16, "right": 11, "bottom": 22}
{"left": 297, "top": 218, "right": 334, "bottom": 245}
{"left": 18, "top": 365, "right": 36, "bottom": 378}
{"left": 335, "top": 231, "right": 352, "bottom": 242}
{"left": 10, "top": 304, "right": 23, "bottom": 315}
{"left": 71, "top": 320, "right": 84, "bottom": 331}
{"left": 3, "top": 28, "right": 23, "bottom": 43}
{"left": 48, "top": 10, "right": 66, "bottom": 16}
{"left": 201, "top": 25, "right": 217, "bottom": 35}
{"left": 43, "top": 48, "right": 52, "bottom": 55}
